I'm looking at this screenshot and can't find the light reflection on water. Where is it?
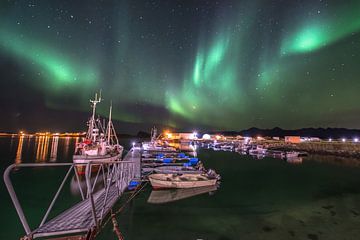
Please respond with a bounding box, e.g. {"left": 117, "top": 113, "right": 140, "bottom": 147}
{"left": 15, "top": 135, "right": 24, "bottom": 164}
{"left": 3, "top": 137, "right": 360, "bottom": 240}
{"left": 11, "top": 135, "right": 78, "bottom": 163}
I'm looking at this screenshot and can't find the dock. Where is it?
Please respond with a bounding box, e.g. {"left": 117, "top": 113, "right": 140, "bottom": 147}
{"left": 3, "top": 148, "right": 141, "bottom": 240}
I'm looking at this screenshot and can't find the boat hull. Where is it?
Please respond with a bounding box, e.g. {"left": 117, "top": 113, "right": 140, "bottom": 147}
{"left": 73, "top": 152, "right": 122, "bottom": 175}
{"left": 149, "top": 174, "right": 217, "bottom": 189}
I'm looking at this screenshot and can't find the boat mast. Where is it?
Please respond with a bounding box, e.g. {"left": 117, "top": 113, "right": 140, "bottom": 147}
{"left": 107, "top": 102, "right": 112, "bottom": 144}
{"left": 151, "top": 126, "right": 157, "bottom": 143}
{"left": 87, "top": 91, "right": 102, "bottom": 141}
{"left": 106, "top": 101, "right": 119, "bottom": 145}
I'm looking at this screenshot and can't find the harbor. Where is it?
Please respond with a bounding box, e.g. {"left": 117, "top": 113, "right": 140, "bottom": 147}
{"left": 3, "top": 136, "right": 221, "bottom": 239}
{"left": 2, "top": 135, "right": 360, "bottom": 239}
{"left": 2, "top": 95, "right": 221, "bottom": 240}
{"left": 5, "top": 123, "right": 360, "bottom": 239}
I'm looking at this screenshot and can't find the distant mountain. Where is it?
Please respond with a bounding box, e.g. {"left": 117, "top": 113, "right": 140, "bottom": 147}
{"left": 214, "top": 127, "right": 360, "bottom": 139}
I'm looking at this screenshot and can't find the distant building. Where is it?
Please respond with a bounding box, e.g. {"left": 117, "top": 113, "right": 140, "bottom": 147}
{"left": 164, "top": 132, "right": 197, "bottom": 140}
{"left": 285, "top": 136, "right": 301, "bottom": 143}
{"left": 202, "top": 134, "right": 211, "bottom": 140}
{"left": 273, "top": 137, "right": 280, "bottom": 140}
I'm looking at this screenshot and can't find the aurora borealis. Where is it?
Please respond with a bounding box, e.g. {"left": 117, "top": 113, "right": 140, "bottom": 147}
{"left": 1, "top": 0, "right": 360, "bottom": 133}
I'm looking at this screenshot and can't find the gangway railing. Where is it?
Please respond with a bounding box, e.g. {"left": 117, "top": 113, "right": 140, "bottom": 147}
{"left": 3, "top": 160, "right": 135, "bottom": 239}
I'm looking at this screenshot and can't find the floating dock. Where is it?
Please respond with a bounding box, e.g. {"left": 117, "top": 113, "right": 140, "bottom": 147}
{"left": 3, "top": 148, "right": 141, "bottom": 240}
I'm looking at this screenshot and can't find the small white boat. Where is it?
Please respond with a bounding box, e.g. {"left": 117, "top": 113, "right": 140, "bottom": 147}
{"left": 249, "top": 146, "right": 267, "bottom": 155}
{"left": 286, "top": 151, "right": 300, "bottom": 158}
{"left": 148, "top": 172, "right": 219, "bottom": 189}
{"left": 220, "top": 144, "right": 234, "bottom": 151}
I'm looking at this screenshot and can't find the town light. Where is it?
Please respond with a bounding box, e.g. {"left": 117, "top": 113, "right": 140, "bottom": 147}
{"left": 202, "top": 134, "right": 211, "bottom": 140}
{"left": 342, "top": 138, "right": 346, "bottom": 142}
{"left": 354, "top": 138, "right": 359, "bottom": 143}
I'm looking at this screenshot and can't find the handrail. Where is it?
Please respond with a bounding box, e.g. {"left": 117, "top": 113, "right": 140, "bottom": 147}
{"left": 39, "top": 166, "right": 74, "bottom": 227}
{"left": 3, "top": 164, "right": 31, "bottom": 235}
{"left": 3, "top": 159, "right": 136, "bottom": 239}
{"left": 85, "top": 163, "right": 98, "bottom": 227}
{"left": 6, "top": 160, "right": 135, "bottom": 168}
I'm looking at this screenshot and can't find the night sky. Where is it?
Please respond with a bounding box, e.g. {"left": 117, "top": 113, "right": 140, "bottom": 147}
{"left": 1, "top": 0, "right": 360, "bottom": 133}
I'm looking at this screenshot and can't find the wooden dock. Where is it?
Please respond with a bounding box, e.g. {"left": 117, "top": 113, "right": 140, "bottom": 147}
{"left": 3, "top": 148, "right": 142, "bottom": 239}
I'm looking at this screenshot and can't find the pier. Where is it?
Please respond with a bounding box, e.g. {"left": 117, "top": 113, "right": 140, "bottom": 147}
{"left": 3, "top": 148, "right": 141, "bottom": 240}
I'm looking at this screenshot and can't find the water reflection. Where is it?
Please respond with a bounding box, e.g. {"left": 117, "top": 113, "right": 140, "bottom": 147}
{"left": 12, "top": 135, "right": 75, "bottom": 163}
{"left": 35, "top": 135, "right": 50, "bottom": 162}
{"left": 286, "top": 157, "right": 303, "bottom": 164}
{"left": 147, "top": 185, "right": 218, "bottom": 204}
{"left": 50, "top": 136, "right": 59, "bottom": 162}
{"left": 15, "top": 135, "right": 24, "bottom": 164}
{"left": 70, "top": 174, "right": 105, "bottom": 196}
{"left": 64, "top": 137, "right": 70, "bottom": 156}
{"left": 306, "top": 154, "right": 360, "bottom": 168}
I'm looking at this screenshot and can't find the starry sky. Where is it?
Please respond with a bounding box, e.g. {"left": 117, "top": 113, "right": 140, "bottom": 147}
{"left": 0, "top": 0, "right": 360, "bottom": 133}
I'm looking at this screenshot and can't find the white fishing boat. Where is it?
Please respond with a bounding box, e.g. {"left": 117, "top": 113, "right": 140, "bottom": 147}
{"left": 248, "top": 145, "right": 267, "bottom": 155}
{"left": 220, "top": 144, "right": 234, "bottom": 151}
{"left": 73, "top": 92, "right": 123, "bottom": 174}
{"left": 142, "top": 127, "right": 177, "bottom": 152}
{"left": 148, "top": 171, "right": 220, "bottom": 189}
{"left": 285, "top": 151, "right": 300, "bottom": 159}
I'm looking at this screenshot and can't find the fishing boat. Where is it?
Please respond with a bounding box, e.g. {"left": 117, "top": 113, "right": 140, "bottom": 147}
{"left": 285, "top": 151, "right": 300, "bottom": 159}
{"left": 248, "top": 145, "right": 267, "bottom": 155}
{"left": 73, "top": 92, "right": 123, "bottom": 174}
{"left": 142, "top": 127, "right": 177, "bottom": 152}
{"left": 220, "top": 144, "right": 234, "bottom": 151}
{"left": 148, "top": 170, "right": 220, "bottom": 189}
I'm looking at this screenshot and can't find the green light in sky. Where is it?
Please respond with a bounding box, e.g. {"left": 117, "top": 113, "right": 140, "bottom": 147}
{"left": 282, "top": 26, "right": 326, "bottom": 54}
{"left": 0, "top": 30, "right": 98, "bottom": 87}
{"left": 167, "top": 30, "right": 242, "bottom": 128}
{"left": 168, "top": 97, "right": 187, "bottom": 117}
{"left": 193, "top": 53, "right": 203, "bottom": 86}
{"left": 282, "top": 3, "right": 360, "bottom": 55}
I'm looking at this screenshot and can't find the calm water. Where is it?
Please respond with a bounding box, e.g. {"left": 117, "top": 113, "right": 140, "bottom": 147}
{"left": 1, "top": 136, "right": 360, "bottom": 240}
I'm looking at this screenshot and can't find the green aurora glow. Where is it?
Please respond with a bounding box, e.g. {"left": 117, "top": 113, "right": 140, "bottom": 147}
{"left": 0, "top": 0, "right": 360, "bottom": 132}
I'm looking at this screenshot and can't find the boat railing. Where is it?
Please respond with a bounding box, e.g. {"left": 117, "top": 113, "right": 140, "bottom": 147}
{"left": 3, "top": 160, "right": 135, "bottom": 239}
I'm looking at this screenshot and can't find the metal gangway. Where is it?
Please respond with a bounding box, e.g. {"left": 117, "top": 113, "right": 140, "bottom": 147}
{"left": 3, "top": 149, "right": 141, "bottom": 240}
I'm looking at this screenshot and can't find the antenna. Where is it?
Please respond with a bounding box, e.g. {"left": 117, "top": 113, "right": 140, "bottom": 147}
{"left": 99, "top": 89, "right": 102, "bottom": 102}
{"left": 87, "top": 91, "right": 103, "bottom": 140}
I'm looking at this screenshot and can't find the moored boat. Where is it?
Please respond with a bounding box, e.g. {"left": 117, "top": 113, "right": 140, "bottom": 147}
{"left": 73, "top": 93, "right": 123, "bottom": 175}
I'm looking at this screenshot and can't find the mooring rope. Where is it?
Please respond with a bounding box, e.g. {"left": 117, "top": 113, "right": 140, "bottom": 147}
{"left": 98, "top": 181, "right": 149, "bottom": 238}
{"left": 111, "top": 212, "right": 124, "bottom": 240}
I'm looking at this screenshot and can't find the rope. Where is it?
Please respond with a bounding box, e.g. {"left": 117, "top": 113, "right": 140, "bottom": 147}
{"left": 111, "top": 212, "right": 124, "bottom": 240}
{"left": 100, "top": 182, "right": 149, "bottom": 232}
